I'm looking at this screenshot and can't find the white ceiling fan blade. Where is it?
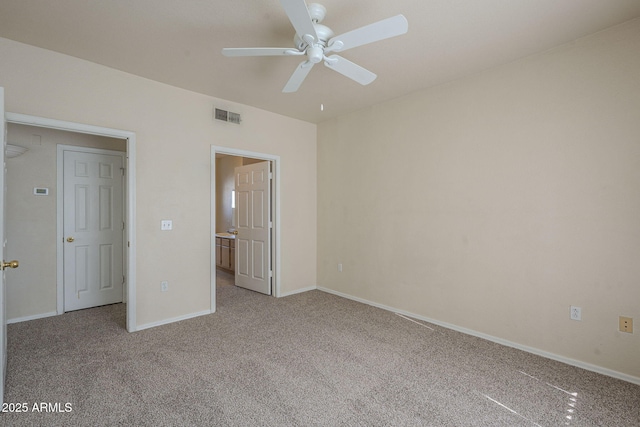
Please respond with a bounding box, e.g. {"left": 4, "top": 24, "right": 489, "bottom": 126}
{"left": 222, "top": 48, "right": 302, "bottom": 57}
{"left": 280, "top": 0, "right": 318, "bottom": 43}
{"left": 283, "top": 60, "right": 315, "bottom": 93}
{"left": 324, "top": 55, "right": 377, "bottom": 85}
{"left": 326, "top": 15, "right": 408, "bottom": 53}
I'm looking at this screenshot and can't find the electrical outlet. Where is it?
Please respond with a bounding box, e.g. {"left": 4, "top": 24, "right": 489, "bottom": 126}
{"left": 570, "top": 306, "right": 582, "bottom": 321}
{"left": 161, "top": 281, "right": 168, "bottom": 292}
{"left": 619, "top": 316, "right": 633, "bottom": 333}
{"left": 337, "top": 263, "right": 343, "bottom": 272}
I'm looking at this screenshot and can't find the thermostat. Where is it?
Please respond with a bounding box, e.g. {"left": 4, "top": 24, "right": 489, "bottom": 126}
{"left": 34, "top": 187, "right": 49, "bottom": 196}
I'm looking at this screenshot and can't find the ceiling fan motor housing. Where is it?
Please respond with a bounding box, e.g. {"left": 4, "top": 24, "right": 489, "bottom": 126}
{"left": 294, "top": 23, "right": 334, "bottom": 51}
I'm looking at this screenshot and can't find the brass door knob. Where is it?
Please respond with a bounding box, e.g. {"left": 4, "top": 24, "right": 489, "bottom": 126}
{"left": 67, "top": 237, "right": 75, "bottom": 242}
{"left": 2, "top": 260, "right": 19, "bottom": 270}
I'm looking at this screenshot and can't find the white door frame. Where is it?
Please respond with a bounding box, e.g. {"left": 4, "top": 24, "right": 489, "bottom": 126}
{"left": 5, "top": 113, "right": 137, "bottom": 332}
{"left": 210, "top": 146, "right": 281, "bottom": 311}
{"left": 57, "top": 145, "right": 127, "bottom": 311}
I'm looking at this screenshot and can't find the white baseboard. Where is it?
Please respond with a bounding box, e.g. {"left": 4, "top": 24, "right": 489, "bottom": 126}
{"left": 317, "top": 286, "right": 640, "bottom": 386}
{"left": 7, "top": 311, "right": 58, "bottom": 324}
{"left": 279, "top": 285, "right": 317, "bottom": 297}
{"left": 136, "top": 310, "right": 212, "bottom": 332}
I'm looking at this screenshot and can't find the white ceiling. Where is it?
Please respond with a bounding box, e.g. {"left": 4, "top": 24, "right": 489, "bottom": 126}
{"left": 1, "top": 0, "right": 639, "bottom": 124}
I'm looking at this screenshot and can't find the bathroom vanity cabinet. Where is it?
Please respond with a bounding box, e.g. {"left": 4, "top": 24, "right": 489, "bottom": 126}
{"left": 215, "top": 236, "right": 235, "bottom": 272}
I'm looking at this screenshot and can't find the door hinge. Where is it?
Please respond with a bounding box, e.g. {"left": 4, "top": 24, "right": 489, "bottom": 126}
{"left": 122, "top": 221, "right": 125, "bottom": 230}
{"left": 269, "top": 221, "right": 273, "bottom": 229}
{"left": 269, "top": 270, "right": 273, "bottom": 278}
{"left": 122, "top": 275, "right": 126, "bottom": 284}
{"left": 120, "top": 167, "right": 126, "bottom": 176}
{"left": 269, "top": 172, "right": 273, "bottom": 180}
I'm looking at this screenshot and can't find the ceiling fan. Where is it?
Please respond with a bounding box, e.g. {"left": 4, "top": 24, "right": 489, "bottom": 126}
{"left": 222, "top": 0, "right": 408, "bottom": 93}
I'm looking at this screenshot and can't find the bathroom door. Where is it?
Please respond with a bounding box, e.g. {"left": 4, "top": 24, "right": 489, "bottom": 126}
{"left": 234, "top": 161, "right": 271, "bottom": 295}
{"left": 0, "top": 88, "right": 8, "bottom": 405}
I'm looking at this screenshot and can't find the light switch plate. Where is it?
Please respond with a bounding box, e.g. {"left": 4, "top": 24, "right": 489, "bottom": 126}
{"left": 570, "top": 306, "right": 582, "bottom": 321}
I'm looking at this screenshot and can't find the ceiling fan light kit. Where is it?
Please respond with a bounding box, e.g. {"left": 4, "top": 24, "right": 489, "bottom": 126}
{"left": 222, "top": 0, "right": 408, "bottom": 93}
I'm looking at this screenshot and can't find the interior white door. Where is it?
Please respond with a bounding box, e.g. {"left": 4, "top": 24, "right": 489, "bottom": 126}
{"left": 0, "top": 87, "right": 6, "bottom": 406}
{"left": 63, "top": 149, "right": 125, "bottom": 311}
{"left": 235, "top": 161, "right": 271, "bottom": 295}
{"left": 0, "top": 87, "right": 18, "bottom": 406}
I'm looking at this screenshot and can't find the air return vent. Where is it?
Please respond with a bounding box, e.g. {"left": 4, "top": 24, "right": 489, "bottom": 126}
{"left": 228, "top": 112, "right": 241, "bottom": 124}
{"left": 214, "top": 108, "right": 241, "bottom": 124}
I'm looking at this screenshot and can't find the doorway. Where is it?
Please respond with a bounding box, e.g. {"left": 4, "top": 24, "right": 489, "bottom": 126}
{"left": 210, "top": 146, "right": 280, "bottom": 312}
{"left": 5, "top": 113, "right": 137, "bottom": 332}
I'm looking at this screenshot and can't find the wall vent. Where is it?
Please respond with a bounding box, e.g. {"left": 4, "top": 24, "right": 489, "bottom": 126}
{"left": 214, "top": 108, "right": 241, "bottom": 124}
{"left": 228, "top": 112, "right": 241, "bottom": 124}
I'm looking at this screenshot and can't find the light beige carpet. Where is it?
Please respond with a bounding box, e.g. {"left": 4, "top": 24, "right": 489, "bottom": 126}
{"left": 3, "top": 273, "right": 639, "bottom": 426}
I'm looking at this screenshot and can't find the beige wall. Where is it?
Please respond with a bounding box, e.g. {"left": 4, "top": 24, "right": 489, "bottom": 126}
{"left": 318, "top": 20, "right": 640, "bottom": 379}
{"left": 0, "top": 37, "right": 317, "bottom": 327}
{"left": 5, "top": 124, "right": 125, "bottom": 320}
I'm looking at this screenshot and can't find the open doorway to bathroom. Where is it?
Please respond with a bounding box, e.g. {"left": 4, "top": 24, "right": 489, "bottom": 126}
{"left": 214, "top": 154, "right": 264, "bottom": 288}
{"left": 210, "top": 146, "right": 280, "bottom": 313}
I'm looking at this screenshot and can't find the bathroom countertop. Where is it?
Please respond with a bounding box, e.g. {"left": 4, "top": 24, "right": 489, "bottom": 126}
{"left": 215, "top": 233, "right": 236, "bottom": 239}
